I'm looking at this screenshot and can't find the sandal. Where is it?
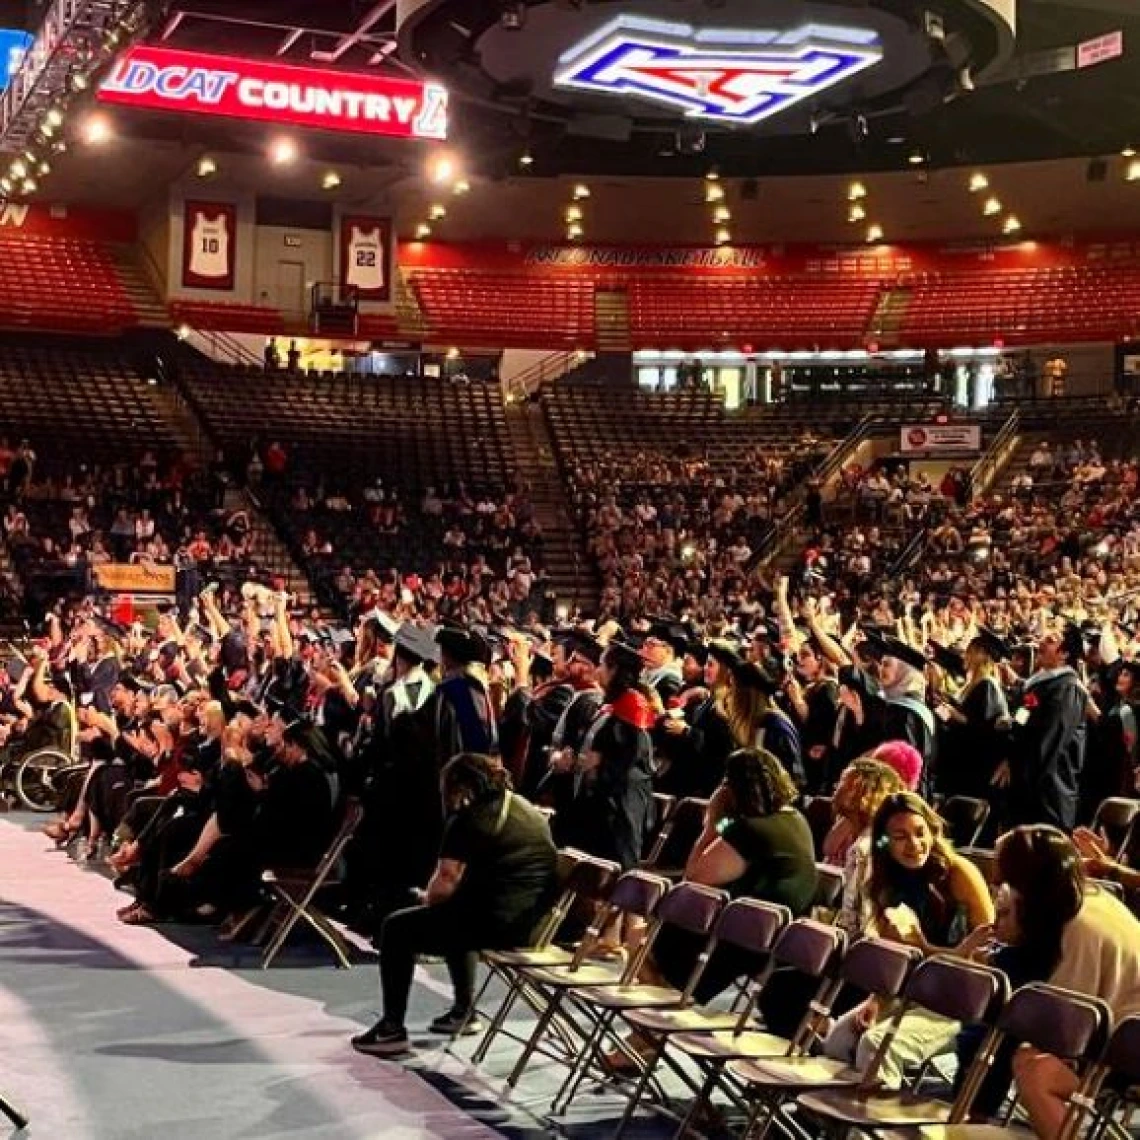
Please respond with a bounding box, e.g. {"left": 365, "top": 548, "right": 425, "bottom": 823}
{"left": 118, "top": 903, "right": 157, "bottom": 926}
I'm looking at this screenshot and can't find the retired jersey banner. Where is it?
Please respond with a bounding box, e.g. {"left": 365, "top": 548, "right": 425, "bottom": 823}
{"left": 182, "top": 200, "right": 237, "bottom": 291}
{"left": 94, "top": 563, "right": 177, "bottom": 595}
{"left": 99, "top": 45, "right": 448, "bottom": 141}
{"left": 899, "top": 424, "right": 982, "bottom": 454}
{"left": 340, "top": 216, "right": 392, "bottom": 301}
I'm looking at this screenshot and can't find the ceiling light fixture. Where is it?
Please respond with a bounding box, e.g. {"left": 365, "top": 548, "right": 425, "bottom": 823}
{"left": 714, "top": 227, "right": 731, "bottom": 245}
{"left": 1122, "top": 146, "right": 1137, "bottom": 158}
{"left": 968, "top": 171, "right": 989, "bottom": 192}
{"left": 1003, "top": 215, "right": 1021, "bottom": 234}
{"left": 429, "top": 203, "right": 447, "bottom": 220}
{"left": 572, "top": 183, "right": 591, "bottom": 199}
{"left": 518, "top": 150, "right": 534, "bottom": 167}
{"left": 908, "top": 150, "right": 925, "bottom": 165}
{"left": 82, "top": 113, "right": 112, "bottom": 146}
{"left": 452, "top": 178, "right": 471, "bottom": 194}
{"left": 414, "top": 222, "right": 432, "bottom": 239}
{"left": 848, "top": 181, "right": 867, "bottom": 201}
{"left": 197, "top": 155, "right": 217, "bottom": 178}
{"left": 321, "top": 170, "right": 341, "bottom": 190}
{"left": 866, "top": 223, "right": 883, "bottom": 243}
{"left": 713, "top": 205, "right": 731, "bottom": 223}
{"left": 565, "top": 204, "right": 582, "bottom": 222}
{"left": 567, "top": 222, "right": 584, "bottom": 239}
{"left": 1128, "top": 160, "right": 1140, "bottom": 182}
{"left": 428, "top": 152, "right": 459, "bottom": 184}
{"left": 848, "top": 203, "right": 866, "bottom": 223}
{"left": 705, "top": 183, "right": 725, "bottom": 203}
{"left": 983, "top": 196, "right": 1002, "bottom": 216}
{"left": 269, "top": 137, "right": 298, "bottom": 165}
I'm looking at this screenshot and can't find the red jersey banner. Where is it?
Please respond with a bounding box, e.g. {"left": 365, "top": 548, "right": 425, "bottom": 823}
{"left": 182, "top": 200, "right": 237, "bottom": 291}
{"left": 99, "top": 45, "right": 448, "bottom": 141}
{"left": 340, "top": 216, "right": 392, "bottom": 302}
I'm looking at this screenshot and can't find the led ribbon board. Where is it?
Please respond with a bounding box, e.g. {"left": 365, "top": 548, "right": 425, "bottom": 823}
{"left": 99, "top": 45, "right": 448, "bottom": 140}
{"left": 555, "top": 18, "right": 882, "bottom": 125}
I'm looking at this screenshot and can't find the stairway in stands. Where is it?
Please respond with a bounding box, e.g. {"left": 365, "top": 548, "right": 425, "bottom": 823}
{"left": 594, "top": 288, "right": 631, "bottom": 351}
{"left": 505, "top": 402, "right": 599, "bottom": 614}
{"left": 112, "top": 248, "right": 172, "bottom": 328}
{"left": 867, "top": 285, "right": 913, "bottom": 347}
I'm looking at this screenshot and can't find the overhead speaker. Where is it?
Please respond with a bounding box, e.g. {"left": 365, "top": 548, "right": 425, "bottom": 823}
{"left": 1087, "top": 158, "right": 1108, "bottom": 182}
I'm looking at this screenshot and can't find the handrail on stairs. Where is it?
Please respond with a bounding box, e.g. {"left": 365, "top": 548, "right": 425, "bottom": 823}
{"left": 968, "top": 407, "right": 1020, "bottom": 499}
{"left": 505, "top": 350, "right": 584, "bottom": 402}
{"left": 754, "top": 411, "right": 876, "bottom": 566}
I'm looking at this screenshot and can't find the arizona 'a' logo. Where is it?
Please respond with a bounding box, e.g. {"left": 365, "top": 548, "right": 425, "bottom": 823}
{"left": 555, "top": 19, "right": 882, "bottom": 125}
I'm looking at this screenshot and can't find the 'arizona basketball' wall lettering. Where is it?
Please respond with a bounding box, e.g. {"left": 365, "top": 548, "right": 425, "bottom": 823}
{"left": 182, "top": 200, "right": 237, "bottom": 290}
{"left": 339, "top": 215, "right": 391, "bottom": 302}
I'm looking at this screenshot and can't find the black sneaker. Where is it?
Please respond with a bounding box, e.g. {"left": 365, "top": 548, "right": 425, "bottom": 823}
{"left": 429, "top": 1008, "right": 484, "bottom": 1037}
{"left": 351, "top": 1021, "right": 410, "bottom": 1057}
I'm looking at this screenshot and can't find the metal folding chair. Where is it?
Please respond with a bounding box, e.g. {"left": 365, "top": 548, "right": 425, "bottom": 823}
{"left": 502, "top": 869, "right": 671, "bottom": 1088}
{"left": 940, "top": 796, "right": 991, "bottom": 848}
{"left": 791, "top": 956, "right": 1011, "bottom": 1136}
{"left": 642, "top": 796, "right": 708, "bottom": 876}
{"left": 466, "top": 848, "right": 620, "bottom": 1063}
{"left": 546, "top": 881, "right": 729, "bottom": 1117}
{"left": 258, "top": 796, "right": 364, "bottom": 969}
{"left": 811, "top": 862, "right": 845, "bottom": 919}
{"left": 611, "top": 898, "right": 791, "bottom": 1138}
{"left": 1085, "top": 1013, "right": 1140, "bottom": 1140}
{"left": 1091, "top": 797, "right": 1140, "bottom": 858}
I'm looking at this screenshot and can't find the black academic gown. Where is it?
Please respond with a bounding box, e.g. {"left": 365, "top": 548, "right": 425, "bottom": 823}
{"left": 1010, "top": 667, "right": 1088, "bottom": 830}
{"left": 940, "top": 677, "right": 1010, "bottom": 799}
{"left": 795, "top": 679, "right": 840, "bottom": 795}
{"left": 655, "top": 693, "right": 734, "bottom": 800}
{"left": 884, "top": 696, "right": 938, "bottom": 798}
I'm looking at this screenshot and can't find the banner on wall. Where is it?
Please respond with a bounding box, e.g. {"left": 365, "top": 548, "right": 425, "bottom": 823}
{"left": 340, "top": 216, "right": 392, "bottom": 301}
{"left": 94, "top": 563, "right": 177, "bottom": 594}
{"left": 899, "top": 424, "right": 982, "bottom": 454}
{"left": 182, "top": 200, "right": 236, "bottom": 290}
{"left": 0, "top": 203, "right": 136, "bottom": 241}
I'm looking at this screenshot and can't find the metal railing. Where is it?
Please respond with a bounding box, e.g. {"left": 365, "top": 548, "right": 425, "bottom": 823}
{"left": 969, "top": 407, "right": 1021, "bottom": 499}
{"left": 505, "top": 351, "right": 584, "bottom": 402}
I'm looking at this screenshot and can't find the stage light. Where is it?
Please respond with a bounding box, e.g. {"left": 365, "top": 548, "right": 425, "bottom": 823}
{"left": 572, "top": 183, "right": 591, "bottom": 200}
{"left": 1128, "top": 160, "right": 1140, "bottom": 182}
{"left": 429, "top": 203, "right": 447, "bottom": 220}
{"left": 713, "top": 205, "right": 731, "bottom": 223}
{"left": 983, "top": 196, "right": 1002, "bottom": 216}
{"left": 565, "top": 204, "right": 583, "bottom": 222}
{"left": 848, "top": 203, "right": 866, "bottom": 223}
{"left": 321, "top": 170, "right": 341, "bottom": 190}
{"left": 82, "top": 113, "right": 112, "bottom": 146}
{"left": 714, "top": 227, "right": 731, "bottom": 245}
{"left": 428, "top": 152, "right": 459, "bottom": 184}
{"left": 969, "top": 172, "right": 989, "bottom": 192}
{"left": 705, "top": 183, "right": 725, "bottom": 203}
{"left": 269, "top": 137, "right": 298, "bottom": 165}
{"left": 452, "top": 179, "right": 471, "bottom": 194}
{"left": 1003, "top": 215, "right": 1021, "bottom": 234}
{"left": 866, "top": 223, "right": 883, "bottom": 242}
{"left": 197, "top": 156, "right": 217, "bottom": 178}
{"left": 848, "top": 181, "right": 867, "bottom": 200}
{"left": 415, "top": 222, "right": 432, "bottom": 239}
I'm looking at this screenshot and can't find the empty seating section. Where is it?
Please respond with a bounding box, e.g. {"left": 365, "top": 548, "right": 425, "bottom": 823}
{"left": 169, "top": 301, "right": 286, "bottom": 336}
{"left": 406, "top": 268, "right": 596, "bottom": 347}
{"left": 626, "top": 276, "right": 880, "bottom": 347}
{"left": 0, "top": 235, "right": 136, "bottom": 334}
{"left": 900, "top": 265, "right": 1140, "bottom": 345}
{"left": 0, "top": 340, "right": 178, "bottom": 473}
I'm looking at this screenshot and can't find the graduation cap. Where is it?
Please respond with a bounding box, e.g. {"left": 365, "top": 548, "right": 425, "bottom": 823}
{"left": 707, "top": 639, "right": 743, "bottom": 671}
{"left": 969, "top": 627, "right": 1011, "bottom": 662}
{"left": 603, "top": 639, "right": 645, "bottom": 674}
{"left": 1011, "top": 643, "right": 1037, "bottom": 673}
{"left": 732, "top": 660, "right": 780, "bottom": 695}
{"left": 928, "top": 642, "right": 967, "bottom": 680}
{"left": 647, "top": 621, "right": 690, "bottom": 658}
{"left": 858, "top": 628, "right": 890, "bottom": 661}
{"left": 324, "top": 627, "right": 356, "bottom": 649}
{"left": 91, "top": 614, "right": 127, "bottom": 642}
{"left": 362, "top": 608, "right": 399, "bottom": 643}
{"left": 749, "top": 618, "right": 781, "bottom": 642}
{"left": 393, "top": 622, "right": 437, "bottom": 665}
{"left": 880, "top": 636, "right": 928, "bottom": 672}
{"left": 557, "top": 628, "right": 603, "bottom": 666}
{"left": 838, "top": 664, "right": 883, "bottom": 702}
{"left": 1060, "top": 623, "right": 1086, "bottom": 662}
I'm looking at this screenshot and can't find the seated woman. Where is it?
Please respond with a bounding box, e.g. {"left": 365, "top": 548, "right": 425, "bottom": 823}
{"left": 352, "top": 753, "right": 558, "bottom": 1058}
{"left": 1009, "top": 826, "right": 1140, "bottom": 1140}
{"left": 822, "top": 791, "right": 993, "bottom": 1088}
{"left": 645, "top": 748, "right": 817, "bottom": 1004}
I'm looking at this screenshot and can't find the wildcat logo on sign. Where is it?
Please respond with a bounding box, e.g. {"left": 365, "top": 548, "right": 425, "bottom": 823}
{"left": 555, "top": 18, "right": 882, "bottom": 125}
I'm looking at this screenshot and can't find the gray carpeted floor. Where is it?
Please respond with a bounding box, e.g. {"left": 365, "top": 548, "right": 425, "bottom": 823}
{"left": 0, "top": 816, "right": 680, "bottom": 1139}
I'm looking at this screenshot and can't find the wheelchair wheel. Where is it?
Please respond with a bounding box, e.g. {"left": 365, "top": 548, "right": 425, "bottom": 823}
{"left": 15, "top": 748, "right": 75, "bottom": 813}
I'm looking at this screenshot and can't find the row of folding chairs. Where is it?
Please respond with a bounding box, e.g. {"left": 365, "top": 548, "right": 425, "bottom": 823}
{"left": 461, "top": 861, "right": 1139, "bottom": 1139}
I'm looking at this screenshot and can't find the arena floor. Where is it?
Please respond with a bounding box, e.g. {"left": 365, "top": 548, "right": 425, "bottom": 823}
{"left": 0, "top": 816, "right": 673, "bottom": 1139}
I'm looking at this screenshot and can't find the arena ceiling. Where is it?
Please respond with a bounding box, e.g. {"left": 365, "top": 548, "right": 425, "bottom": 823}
{"left": 7, "top": 0, "right": 1140, "bottom": 179}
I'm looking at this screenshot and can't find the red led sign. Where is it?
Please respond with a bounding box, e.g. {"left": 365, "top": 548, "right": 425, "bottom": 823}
{"left": 98, "top": 45, "right": 448, "bottom": 141}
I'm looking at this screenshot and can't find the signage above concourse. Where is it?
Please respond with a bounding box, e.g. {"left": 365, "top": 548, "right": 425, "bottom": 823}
{"left": 98, "top": 45, "right": 448, "bottom": 141}
{"left": 554, "top": 18, "right": 883, "bottom": 125}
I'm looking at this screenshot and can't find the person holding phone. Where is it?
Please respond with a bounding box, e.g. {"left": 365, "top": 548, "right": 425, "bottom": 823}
{"left": 822, "top": 792, "right": 993, "bottom": 1087}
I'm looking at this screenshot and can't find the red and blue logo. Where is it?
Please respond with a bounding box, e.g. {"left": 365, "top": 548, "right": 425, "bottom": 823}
{"left": 555, "top": 19, "right": 882, "bottom": 125}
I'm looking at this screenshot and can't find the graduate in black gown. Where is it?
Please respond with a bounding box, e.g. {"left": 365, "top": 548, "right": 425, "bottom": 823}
{"left": 1010, "top": 625, "right": 1089, "bottom": 830}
